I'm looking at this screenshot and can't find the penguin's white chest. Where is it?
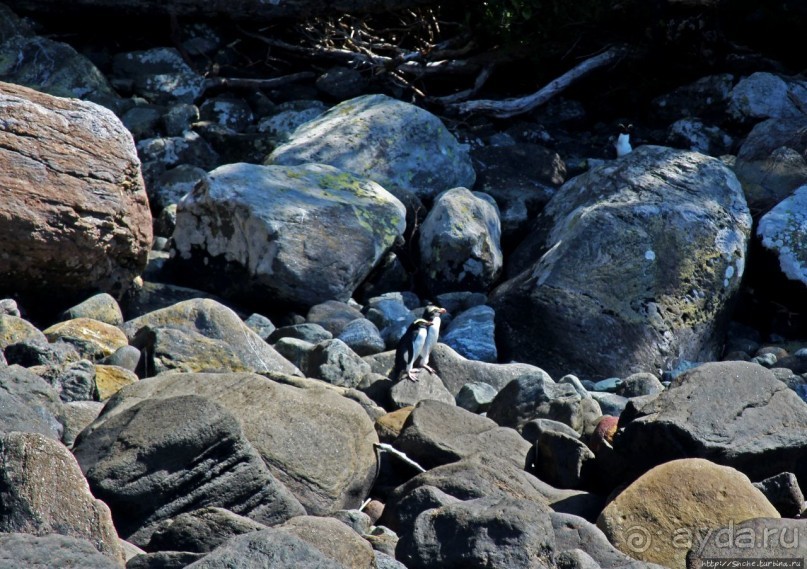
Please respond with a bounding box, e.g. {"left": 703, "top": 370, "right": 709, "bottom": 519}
{"left": 615, "top": 133, "right": 632, "bottom": 157}
{"left": 411, "top": 326, "right": 428, "bottom": 358}
{"left": 424, "top": 317, "right": 441, "bottom": 350}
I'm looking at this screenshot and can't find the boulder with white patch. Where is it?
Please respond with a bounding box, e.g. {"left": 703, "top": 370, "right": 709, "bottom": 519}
{"left": 492, "top": 146, "right": 752, "bottom": 380}
{"left": 757, "top": 184, "right": 807, "bottom": 286}
{"left": 170, "top": 162, "right": 406, "bottom": 310}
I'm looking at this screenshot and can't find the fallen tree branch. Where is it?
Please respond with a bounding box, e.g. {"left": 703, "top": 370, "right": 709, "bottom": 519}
{"left": 427, "top": 63, "right": 495, "bottom": 105}
{"left": 202, "top": 72, "right": 316, "bottom": 94}
{"left": 446, "top": 46, "right": 629, "bottom": 118}
{"left": 374, "top": 442, "right": 426, "bottom": 473}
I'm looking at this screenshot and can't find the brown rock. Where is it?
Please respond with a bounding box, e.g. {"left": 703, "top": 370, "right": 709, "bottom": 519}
{"left": 597, "top": 458, "right": 780, "bottom": 569}
{"left": 0, "top": 314, "right": 47, "bottom": 349}
{"left": 43, "top": 318, "right": 129, "bottom": 360}
{"left": 0, "top": 82, "right": 151, "bottom": 312}
{"left": 375, "top": 406, "right": 414, "bottom": 443}
{"left": 94, "top": 364, "right": 139, "bottom": 400}
{"left": 279, "top": 515, "right": 375, "bottom": 569}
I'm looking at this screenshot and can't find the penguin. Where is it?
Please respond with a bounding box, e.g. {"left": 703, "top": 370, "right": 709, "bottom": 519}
{"left": 416, "top": 304, "right": 447, "bottom": 373}
{"left": 615, "top": 123, "right": 633, "bottom": 158}
{"left": 391, "top": 318, "right": 433, "bottom": 382}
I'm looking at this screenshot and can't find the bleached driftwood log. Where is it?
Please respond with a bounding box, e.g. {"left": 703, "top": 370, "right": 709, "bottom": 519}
{"left": 447, "top": 46, "right": 629, "bottom": 119}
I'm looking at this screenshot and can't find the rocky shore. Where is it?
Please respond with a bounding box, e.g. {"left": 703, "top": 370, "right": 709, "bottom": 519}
{"left": 0, "top": 2, "right": 805, "bottom": 568}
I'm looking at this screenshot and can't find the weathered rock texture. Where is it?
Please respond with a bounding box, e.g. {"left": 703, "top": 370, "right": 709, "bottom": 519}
{"left": 757, "top": 184, "right": 807, "bottom": 286}
{"left": 615, "top": 361, "right": 807, "bottom": 487}
{"left": 0, "top": 81, "right": 151, "bottom": 311}
{"left": 267, "top": 94, "right": 475, "bottom": 202}
{"left": 170, "top": 162, "right": 406, "bottom": 309}
{"left": 0, "top": 432, "right": 125, "bottom": 564}
{"left": 74, "top": 372, "right": 379, "bottom": 519}
{"left": 418, "top": 187, "right": 503, "bottom": 295}
{"left": 492, "top": 145, "right": 752, "bottom": 380}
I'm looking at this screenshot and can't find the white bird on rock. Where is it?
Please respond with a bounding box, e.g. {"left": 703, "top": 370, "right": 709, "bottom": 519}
{"left": 615, "top": 123, "right": 633, "bottom": 158}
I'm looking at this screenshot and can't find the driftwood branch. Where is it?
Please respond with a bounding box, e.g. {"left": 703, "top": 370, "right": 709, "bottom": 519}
{"left": 202, "top": 72, "right": 316, "bottom": 94}
{"left": 447, "top": 46, "right": 629, "bottom": 118}
{"left": 428, "top": 63, "right": 495, "bottom": 105}
{"left": 374, "top": 443, "right": 426, "bottom": 473}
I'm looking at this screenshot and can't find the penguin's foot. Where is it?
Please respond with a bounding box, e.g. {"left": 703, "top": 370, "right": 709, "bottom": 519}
{"left": 406, "top": 370, "right": 420, "bottom": 382}
{"left": 421, "top": 364, "right": 435, "bottom": 373}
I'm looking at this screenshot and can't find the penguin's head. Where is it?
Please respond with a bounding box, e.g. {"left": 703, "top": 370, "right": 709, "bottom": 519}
{"left": 413, "top": 318, "right": 433, "bottom": 328}
{"left": 424, "top": 305, "right": 447, "bottom": 321}
{"left": 618, "top": 123, "right": 633, "bottom": 135}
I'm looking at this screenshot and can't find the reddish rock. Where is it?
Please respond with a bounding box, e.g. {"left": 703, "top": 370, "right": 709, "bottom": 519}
{"left": 0, "top": 82, "right": 151, "bottom": 313}
{"left": 589, "top": 415, "right": 619, "bottom": 454}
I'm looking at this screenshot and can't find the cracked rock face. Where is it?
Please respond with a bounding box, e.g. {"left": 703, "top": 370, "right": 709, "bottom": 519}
{"left": 0, "top": 82, "right": 152, "bottom": 311}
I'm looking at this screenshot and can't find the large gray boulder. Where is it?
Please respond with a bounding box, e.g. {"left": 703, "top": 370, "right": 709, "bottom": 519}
{"left": 74, "top": 371, "right": 379, "bottom": 517}
{"left": 112, "top": 48, "right": 206, "bottom": 107}
{"left": 733, "top": 117, "right": 807, "bottom": 214}
{"left": 757, "top": 184, "right": 807, "bottom": 286}
{"left": 418, "top": 187, "right": 503, "bottom": 295}
{"left": 185, "top": 528, "right": 349, "bottom": 568}
{"left": 492, "top": 145, "right": 752, "bottom": 381}
{"left": 727, "top": 72, "right": 807, "bottom": 123}
{"left": 170, "top": 162, "right": 405, "bottom": 309}
{"left": 145, "top": 507, "right": 268, "bottom": 553}
{"left": 0, "top": 365, "right": 64, "bottom": 440}
{"left": 487, "top": 368, "right": 591, "bottom": 434}
{"left": 266, "top": 94, "right": 475, "bottom": 202}
{"left": 552, "top": 512, "right": 668, "bottom": 569}
{"left": 0, "top": 35, "right": 118, "bottom": 102}
{"left": 380, "top": 455, "right": 604, "bottom": 532}
{"left": 277, "top": 515, "right": 376, "bottom": 569}
{"left": 441, "top": 304, "right": 498, "bottom": 362}
{"left": 396, "top": 495, "right": 556, "bottom": 569}
{"left": 0, "top": 82, "right": 151, "bottom": 309}
{"left": 615, "top": 361, "right": 807, "bottom": 488}
{"left": 72, "top": 394, "right": 305, "bottom": 542}
{"left": 393, "top": 399, "right": 533, "bottom": 470}
{"left": 0, "top": 533, "right": 122, "bottom": 569}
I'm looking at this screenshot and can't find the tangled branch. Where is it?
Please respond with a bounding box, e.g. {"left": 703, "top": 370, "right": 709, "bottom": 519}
{"left": 229, "top": 9, "right": 634, "bottom": 120}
